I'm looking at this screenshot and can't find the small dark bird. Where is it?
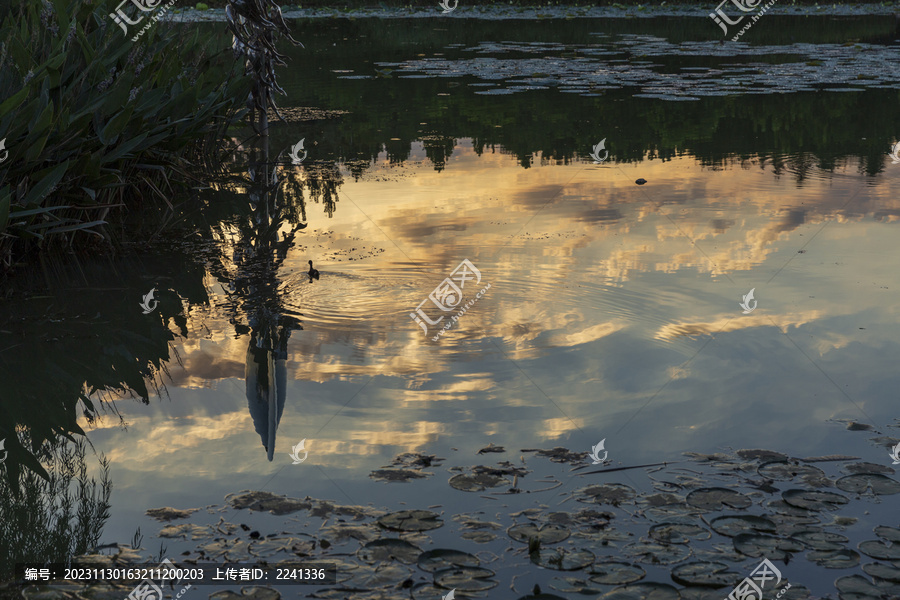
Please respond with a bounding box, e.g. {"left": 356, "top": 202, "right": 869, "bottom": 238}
{"left": 308, "top": 260, "right": 319, "bottom": 280}
{"left": 635, "top": 178, "right": 647, "bottom": 185}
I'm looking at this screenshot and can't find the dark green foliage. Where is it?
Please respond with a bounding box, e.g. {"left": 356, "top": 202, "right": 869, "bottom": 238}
{"left": 0, "top": 0, "right": 248, "bottom": 274}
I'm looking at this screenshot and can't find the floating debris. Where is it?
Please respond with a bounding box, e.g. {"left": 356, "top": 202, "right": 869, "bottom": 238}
{"left": 477, "top": 443, "right": 506, "bottom": 454}
{"left": 508, "top": 522, "right": 570, "bottom": 544}
{"left": 390, "top": 452, "right": 444, "bottom": 469}
{"left": 685, "top": 487, "right": 751, "bottom": 511}
{"left": 521, "top": 446, "right": 588, "bottom": 465}
{"left": 377, "top": 510, "right": 443, "bottom": 532}
{"left": 369, "top": 468, "right": 431, "bottom": 483}
{"left": 576, "top": 483, "right": 637, "bottom": 506}
{"left": 145, "top": 507, "right": 201, "bottom": 521}
{"left": 358, "top": 538, "right": 421, "bottom": 564}
{"left": 670, "top": 561, "right": 740, "bottom": 587}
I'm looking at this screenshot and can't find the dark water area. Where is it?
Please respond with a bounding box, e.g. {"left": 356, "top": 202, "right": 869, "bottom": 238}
{"left": 2, "top": 13, "right": 900, "bottom": 600}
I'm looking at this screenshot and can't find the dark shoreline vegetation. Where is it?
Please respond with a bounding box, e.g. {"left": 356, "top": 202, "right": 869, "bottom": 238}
{"left": 188, "top": 0, "right": 896, "bottom": 7}
{"left": 0, "top": 0, "right": 248, "bottom": 280}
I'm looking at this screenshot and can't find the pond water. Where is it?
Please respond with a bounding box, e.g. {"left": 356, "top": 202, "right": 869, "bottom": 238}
{"left": 2, "top": 13, "right": 900, "bottom": 600}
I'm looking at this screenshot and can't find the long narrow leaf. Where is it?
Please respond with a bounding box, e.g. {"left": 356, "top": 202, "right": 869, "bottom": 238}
{"left": 23, "top": 160, "right": 70, "bottom": 206}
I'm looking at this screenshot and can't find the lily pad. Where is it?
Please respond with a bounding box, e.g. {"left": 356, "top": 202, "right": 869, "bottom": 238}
{"left": 158, "top": 523, "right": 213, "bottom": 540}
{"left": 508, "top": 523, "right": 570, "bottom": 544}
{"left": 858, "top": 539, "right": 900, "bottom": 560}
{"left": 737, "top": 449, "right": 788, "bottom": 462}
{"left": 318, "top": 523, "right": 380, "bottom": 544}
{"left": 342, "top": 561, "right": 412, "bottom": 589}
{"left": 369, "top": 469, "right": 430, "bottom": 483}
{"left": 732, "top": 533, "right": 804, "bottom": 560}
{"left": 758, "top": 461, "right": 827, "bottom": 484}
{"left": 146, "top": 507, "right": 200, "bottom": 521}
{"left": 548, "top": 576, "right": 604, "bottom": 594}
{"left": 862, "top": 562, "right": 900, "bottom": 582}
{"left": 600, "top": 582, "right": 680, "bottom": 600}
{"left": 637, "top": 493, "right": 685, "bottom": 508}
{"left": 676, "top": 589, "right": 728, "bottom": 600}
{"left": 577, "top": 483, "right": 637, "bottom": 505}
{"left": 840, "top": 462, "right": 895, "bottom": 476}
{"left": 835, "top": 574, "right": 883, "bottom": 596}
{"left": 782, "top": 489, "right": 849, "bottom": 511}
{"left": 670, "top": 561, "right": 740, "bottom": 587}
{"left": 589, "top": 562, "right": 646, "bottom": 585}
{"left": 433, "top": 566, "right": 498, "bottom": 591}
{"left": 417, "top": 549, "right": 480, "bottom": 573}
{"left": 685, "top": 487, "right": 751, "bottom": 511}
{"left": 461, "top": 531, "right": 498, "bottom": 543}
{"left": 835, "top": 473, "right": 900, "bottom": 495}
{"left": 225, "top": 491, "right": 311, "bottom": 515}
{"left": 791, "top": 529, "right": 849, "bottom": 551}
{"left": 530, "top": 547, "right": 595, "bottom": 571}
{"left": 377, "top": 510, "right": 443, "bottom": 532}
{"left": 874, "top": 525, "right": 900, "bottom": 542}
{"left": 248, "top": 537, "right": 314, "bottom": 558}
{"left": 622, "top": 542, "right": 691, "bottom": 565}
{"left": 448, "top": 472, "right": 510, "bottom": 492}
{"left": 358, "top": 539, "right": 421, "bottom": 564}
{"left": 648, "top": 523, "right": 710, "bottom": 544}
{"left": 522, "top": 447, "right": 588, "bottom": 464}
{"left": 709, "top": 515, "right": 776, "bottom": 538}
{"left": 643, "top": 503, "right": 702, "bottom": 522}
{"left": 390, "top": 452, "right": 443, "bottom": 469}
{"left": 765, "top": 499, "right": 818, "bottom": 517}
{"left": 808, "top": 548, "right": 860, "bottom": 568}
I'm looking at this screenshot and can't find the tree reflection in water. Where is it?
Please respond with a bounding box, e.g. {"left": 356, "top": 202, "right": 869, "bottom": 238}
{"left": 209, "top": 134, "right": 343, "bottom": 461}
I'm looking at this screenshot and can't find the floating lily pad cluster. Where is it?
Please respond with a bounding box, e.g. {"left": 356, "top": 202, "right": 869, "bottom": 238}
{"left": 19, "top": 446, "right": 900, "bottom": 600}
{"left": 356, "top": 38, "right": 900, "bottom": 102}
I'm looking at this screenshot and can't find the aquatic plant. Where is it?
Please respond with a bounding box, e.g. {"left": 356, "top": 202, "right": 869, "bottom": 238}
{"left": 0, "top": 0, "right": 248, "bottom": 276}
{"left": 0, "top": 436, "right": 111, "bottom": 582}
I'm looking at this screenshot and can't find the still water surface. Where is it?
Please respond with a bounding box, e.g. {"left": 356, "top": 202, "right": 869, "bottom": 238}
{"left": 2, "top": 14, "right": 900, "bottom": 599}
